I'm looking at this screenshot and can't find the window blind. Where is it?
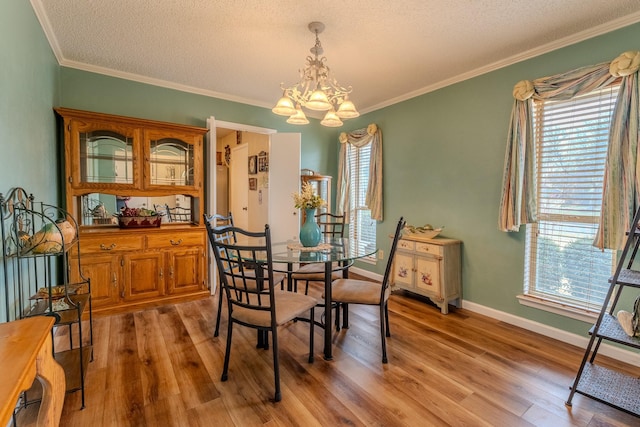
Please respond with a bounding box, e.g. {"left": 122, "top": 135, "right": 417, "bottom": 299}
{"left": 525, "top": 85, "right": 618, "bottom": 312}
{"left": 348, "top": 143, "right": 376, "bottom": 259}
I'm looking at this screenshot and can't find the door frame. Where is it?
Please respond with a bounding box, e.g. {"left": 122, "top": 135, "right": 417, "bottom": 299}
{"left": 206, "top": 118, "right": 276, "bottom": 295}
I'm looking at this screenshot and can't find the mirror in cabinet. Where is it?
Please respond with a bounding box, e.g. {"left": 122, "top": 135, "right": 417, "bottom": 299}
{"left": 79, "top": 193, "right": 196, "bottom": 226}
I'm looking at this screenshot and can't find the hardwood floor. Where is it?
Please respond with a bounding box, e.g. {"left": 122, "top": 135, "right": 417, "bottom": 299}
{"left": 16, "top": 282, "right": 640, "bottom": 426}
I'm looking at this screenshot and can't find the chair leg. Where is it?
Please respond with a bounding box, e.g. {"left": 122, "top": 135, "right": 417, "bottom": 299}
{"left": 214, "top": 289, "right": 224, "bottom": 337}
{"left": 308, "top": 307, "right": 315, "bottom": 363}
{"left": 385, "top": 303, "right": 391, "bottom": 337}
{"left": 256, "top": 330, "right": 269, "bottom": 349}
{"left": 221, "top": 321, "right": 233, "bottom": 381}
{"left": 342, "top": 303, "right": 349, "bottom": 329}
{"left": 304, "top": 280, "right": 310, "bottom": 295}
{"left": 380, "top": 304, "right": 388, "bottom": 364}
{"left": 335, "top": 302, "right": 341, "bottom": 331}
{"left": 271, "top": 327, "right": 282, "bottom": 402}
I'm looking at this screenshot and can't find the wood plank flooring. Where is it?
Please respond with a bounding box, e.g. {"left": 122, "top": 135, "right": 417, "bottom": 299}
{"left": 15, "top": 282, "right": 640, "bottom": 426}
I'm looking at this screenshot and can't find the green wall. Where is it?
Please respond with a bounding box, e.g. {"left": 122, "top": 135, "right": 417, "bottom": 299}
{"left": 5, "top": 0, "right": 640, "bottom": 336}
{"left": 346, "top": 22, "right": 640, "bottom": 335}
{"left": 0, "top": 0, "right": 59, "bottom": 200}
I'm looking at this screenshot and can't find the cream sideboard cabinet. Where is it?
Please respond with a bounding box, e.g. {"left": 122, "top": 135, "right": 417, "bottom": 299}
{"left": 391, "top": 234, "right": 462, "bottom": 314}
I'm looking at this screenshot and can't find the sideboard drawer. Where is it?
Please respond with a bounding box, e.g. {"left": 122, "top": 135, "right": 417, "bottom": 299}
{"left": 397, "top": 239, "right": 415, "bottom": 251}
{"left": 79, "top": 235, "right": 145, "bottom": 254}
{"left": 416, "top": 242, "right": 443, "bottom": 256}
{"left": 146, "top": 231, "right": 204, "bottom": 249}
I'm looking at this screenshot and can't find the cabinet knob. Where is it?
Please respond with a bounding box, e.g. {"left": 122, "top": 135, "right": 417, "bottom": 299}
{"left": 170, "top": 239, "right": 183, "bottom": 246}
{"left": 100, "top": 243, "right": 117, "bottom": 251}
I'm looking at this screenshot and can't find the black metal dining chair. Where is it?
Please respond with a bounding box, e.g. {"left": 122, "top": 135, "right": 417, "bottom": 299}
{"left": 204, "top": 212, "right": 235, "bottom": 337}
{"left": 291, "top": 213, "right": 348, "bottom": 295}
{"left": 206, "top": 223, "right": 318, "bottom": 402}
{"left": 329, "top": 217, "right": 405, "bottom": 363}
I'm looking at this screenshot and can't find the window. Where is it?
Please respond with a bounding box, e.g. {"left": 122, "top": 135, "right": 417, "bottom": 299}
{"left": 347, "top": 142, "right": 376, "bottom": 262}
{"left": 524, "top": 85, "right": 618, "bottom": 314}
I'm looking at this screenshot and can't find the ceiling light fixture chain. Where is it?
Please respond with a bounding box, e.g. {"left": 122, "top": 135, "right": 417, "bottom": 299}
{"left": 272, "top": 21, "right": 359, "bottom": 127}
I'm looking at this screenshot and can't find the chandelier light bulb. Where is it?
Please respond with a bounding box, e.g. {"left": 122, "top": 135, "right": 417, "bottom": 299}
{"left": 305, "top": 89, "right": 332, "bottom": 111}
{"left": 320, "top": 109, "right": 343, "bottom": 127}
{"left": 286, "top": 104, "right": 309, "bottom": 125}
{"left": 272, "top": 93, "right": 296, "bottom": 116}
{"left": 336, "top": 97, "right": 360, "bottom": 119}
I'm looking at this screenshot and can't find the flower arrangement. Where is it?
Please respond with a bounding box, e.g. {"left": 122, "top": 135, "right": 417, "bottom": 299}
{"left": 292, "top": 182, "right": 326, "bottom": 209}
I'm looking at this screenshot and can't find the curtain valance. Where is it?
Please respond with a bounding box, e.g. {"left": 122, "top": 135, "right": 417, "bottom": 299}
{"left": 498, "top": 50, "right": 640, "bottom": 250}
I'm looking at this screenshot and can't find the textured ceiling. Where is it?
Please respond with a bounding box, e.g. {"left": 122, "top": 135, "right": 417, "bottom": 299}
{"left": 31, "top": 0, "right": 640, "bottom": 116}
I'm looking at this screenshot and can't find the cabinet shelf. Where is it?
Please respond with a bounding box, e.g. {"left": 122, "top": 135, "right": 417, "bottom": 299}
{"left": 23, "top": 293, "right": 90, "bottom": 325}
{"left": 590, "top": 313, "right": 640, "bottom": 349}
{"left": 610, "top": 269, "right": 640, "bottom": 288}
{"left": 575, "top": 364, "right": 640, "bottom": 416}
{"left": 56, "top": 346, "right": 93, "bottom": 393}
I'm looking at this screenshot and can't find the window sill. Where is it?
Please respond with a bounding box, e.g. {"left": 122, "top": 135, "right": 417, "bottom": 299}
{"left": 516, "top": 294, "right": 599, "bottom": 323}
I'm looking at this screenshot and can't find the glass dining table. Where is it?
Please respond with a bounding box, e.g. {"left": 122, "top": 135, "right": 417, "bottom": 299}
{"left": 269, "top": 237, "right": 377, "bottom": 360}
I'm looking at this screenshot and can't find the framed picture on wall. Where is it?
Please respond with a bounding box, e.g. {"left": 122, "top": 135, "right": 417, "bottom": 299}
{"left": 249, "top": 177, "right": 257, "bottom": 190}
{"left": 258, "top": 151, "right": 269, "bottom": 172}
{"left": 248, "top": 155, "right": 257, "bottom": 174}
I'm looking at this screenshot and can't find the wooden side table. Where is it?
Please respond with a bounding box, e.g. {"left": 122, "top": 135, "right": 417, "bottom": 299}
{"left": 0, "top": 317, "right": 65, "bottom": 427}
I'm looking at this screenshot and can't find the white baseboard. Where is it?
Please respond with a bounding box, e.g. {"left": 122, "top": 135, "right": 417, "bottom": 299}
{"left": 350, "top": 266, "right": 383, "bottom": 281}
{"left": 462, "top": 300, "right": 640, "bottom": 367}
{"left": 353, "top": 266, "right": 639, "bottom": 366}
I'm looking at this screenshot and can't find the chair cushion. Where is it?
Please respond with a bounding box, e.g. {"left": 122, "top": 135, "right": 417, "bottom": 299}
{"left": 226, "top": 271, "right": 285, "bottom": 291}
{"left": 291, "top": 263, "right": 343, "bottom": 281}
{"left": 231, "top": 291, "right": 318, "bottom": 327}
{"left": 328, "top": 279, "right": 389, "bottom": 305}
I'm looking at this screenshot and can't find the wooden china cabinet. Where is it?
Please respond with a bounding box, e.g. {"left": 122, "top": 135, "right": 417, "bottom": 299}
{"left": 55, "top": 107, "right": 209, "bottom": 315}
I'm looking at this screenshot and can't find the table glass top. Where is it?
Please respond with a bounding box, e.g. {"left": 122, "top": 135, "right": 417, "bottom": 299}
{"left": 270, "top": 237, "right": 377, "bottom": 264}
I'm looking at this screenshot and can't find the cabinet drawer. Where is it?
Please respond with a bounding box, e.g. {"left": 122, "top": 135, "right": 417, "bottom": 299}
{"left": 80, "top": 235, "right": 145, "bottom": 254}
{"left": 397, "top": 239, "right": 415, "bottom": 251}
{"left": 146, "top": 231, "right": 204, "bottom": 249}
{"left": 415, "top": 242, "right": 442, "bottom": 256}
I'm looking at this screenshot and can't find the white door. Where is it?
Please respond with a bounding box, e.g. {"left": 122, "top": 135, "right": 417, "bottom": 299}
{"left": 268, "top": 133, "right": 301, "bottom": 243}
{"left": 230, "top": 144, "right": 249, "bottom": 230}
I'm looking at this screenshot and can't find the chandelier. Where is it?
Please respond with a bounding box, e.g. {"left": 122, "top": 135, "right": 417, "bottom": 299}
{"left": 272, "top": 22, "right": 359, "bottom": 127}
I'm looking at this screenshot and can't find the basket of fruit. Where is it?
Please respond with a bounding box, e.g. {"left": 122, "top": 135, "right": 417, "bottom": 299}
{"left": 403, "top": 224, "right": 444, "bottom": 239}
{"left": 115, "top": 207, "right": 162, "bottom": 228}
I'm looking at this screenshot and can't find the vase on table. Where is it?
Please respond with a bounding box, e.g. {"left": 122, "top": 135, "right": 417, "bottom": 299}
{"left": 299, "top": 208, "right": 321, "bottom": 247}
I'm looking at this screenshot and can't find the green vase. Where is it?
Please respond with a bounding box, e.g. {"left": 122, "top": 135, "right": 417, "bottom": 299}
{"left": 300, "top": 208, "right": 321, "bottom": 247}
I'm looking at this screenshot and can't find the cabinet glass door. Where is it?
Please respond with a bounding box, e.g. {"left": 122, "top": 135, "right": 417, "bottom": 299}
{"left": 149, "top": 138, "right": 194, "bottom": 186}
{"left": 80, "top": 130, "right": 134, "bottom": 184}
